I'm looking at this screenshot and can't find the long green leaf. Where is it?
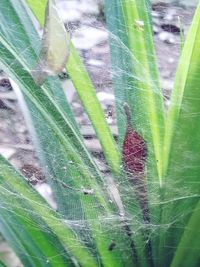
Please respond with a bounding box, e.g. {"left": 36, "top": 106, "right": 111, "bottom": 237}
{"left": 160, "top": 2, "right": 200, "bottom": 266}
{"left": 170, "top": 200, "right": 200, "bottom": 267}
{"left": 26, "top": 0, "right": 121, "bottom": 175}
{"left": 105, "top": 0, "right": 165, "bottom": 181}
{"left": 105, "top": 1, "right": 165, "bottom": 265}
{"left": 0, "top": 261, "right": 6, "bottom": 267}
{"left": 0, "top": 0, "right": 83, "bottom": 218}
{"left": 0, "top": 155, "right": 98, "bottom": 267}
{"left": 0, "top": 38, "right": 133, "bottom": 267}
{"left": 67, "top": 44, "right": 121, "bottom": 174}
{"left": 0, "top": 212, "right": 71, "bottom": 267}
{"left": 0, "top": 1, "right": 135, "bottom": 265}
{"left": 0, "top": 0, "right": 115, "bottom": 225}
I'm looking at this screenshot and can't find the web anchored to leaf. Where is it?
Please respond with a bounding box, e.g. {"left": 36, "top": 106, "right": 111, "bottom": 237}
{"left": 0, "top": 0, "right": 200, "bottom": 267}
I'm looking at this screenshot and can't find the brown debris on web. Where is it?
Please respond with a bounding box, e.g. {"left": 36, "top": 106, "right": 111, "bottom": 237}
{"left": 122, "top": 103, "right": 149, "bottom": 223}
{"left": 123, "top": 103, "right": 147, "bottom": 175}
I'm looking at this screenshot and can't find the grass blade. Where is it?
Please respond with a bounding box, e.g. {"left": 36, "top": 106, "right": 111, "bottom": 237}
{"left": 170, "top": 200, "right": 200, "bottom": 267}
{"left": 0, "top": 0, "right": 109, "bottom": 218}
{"left": 105, "top": 1, "right": 165, "bottom": 265}
{"left": 105, "top": 0, "right": 165, "bottom": 181}
{"left": 0, "top": 261, "right": 6, "bottom": 267}
{"left": 0, "top": 155, "right": 98, "bottom": 267}
{"left": 67, "top": 44, "right": 121, "bottom": 174}
{"left": 0, "top": 1, "right": 136, "bottom": 265}
{"left": 0, "top": 40, "right": 131, "bottom": 266}
{"left": 160, "top": 3, "right": 200, "bottom": 265}
{"left": 26, "top": 0, "right": 121, "bottom": 175}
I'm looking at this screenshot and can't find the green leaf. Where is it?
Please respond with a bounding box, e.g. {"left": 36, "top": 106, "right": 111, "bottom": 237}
{"left": 0, "top": 212, "right": 71, "bottom": 267}
{"left": 170, "top": 200, "right": 200, "bottom": 267}
{"left": 67, "top": 44, "right": 121, "bottom": 175}
{"left": 26, "top": 0, "right": 121, "bottom": 175}
{"left": 160, "top": 2, "right": 200, "bottom": 266}
{"left": 26, "top": 0, "right": 47, "bottom": 25}
{"left": 0, "top": 1, "right": 135, "bottom": 265}
{"left": 105, "top": 0, "right": 165, "bottom": 265}
{"left": 0, "top": 155, "right": 98, "bottom": 267}
{"left": 0, "top": 38, "right": 129, "bottom": 267}
{"left": 0, "top": 259, "right": 6, "bottom": 267}
{"left": 105, "top": 0, "right": 165, "bottom": 181}
{"left": 0, "top": 0, "right": 101, "bottom": 221}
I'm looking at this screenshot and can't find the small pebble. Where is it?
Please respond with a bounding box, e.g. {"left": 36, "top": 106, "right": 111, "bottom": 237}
{"left": 57, "top": 1, "right": 82, "bottom": 23}
{"left": 87, "top": 59, "right": 104, "bottom": 67}
{"left": 153, "top": 25, "right": 160, "bottom": 34}
{"left": 72, "top": 26, "right": 108, "bottom": 50}
{"left": 78, "top": 0, "right": 99, "bottom": 15}
{"left": 0, "top": 147, "right": 16, "bottom": 159}
{"left": 158, "top": 31, "right": 175, "bottom": 44}
{"left": 97, "top": 92, "right": 114, "bottom": 102}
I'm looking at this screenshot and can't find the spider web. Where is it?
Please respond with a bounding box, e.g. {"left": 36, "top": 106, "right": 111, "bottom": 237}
{"left": 0, "top": 0, "right": 199, "bottom": 267}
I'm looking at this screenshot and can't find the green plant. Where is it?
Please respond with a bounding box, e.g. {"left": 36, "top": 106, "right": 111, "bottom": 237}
{"left": 0, "top": 0, "right": 200, "bottom": 266}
